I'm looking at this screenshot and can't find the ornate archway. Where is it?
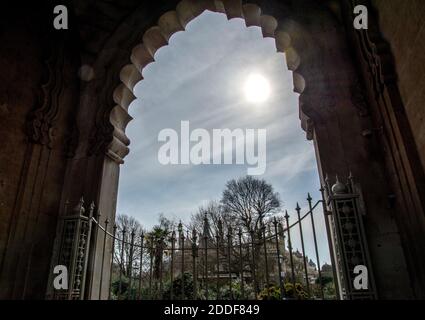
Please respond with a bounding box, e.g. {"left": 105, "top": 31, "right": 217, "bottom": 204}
{"left": 50, "top": 0, "right": 421, "bottom": 299}
{"left": 2, "top": 0, "right": 425, "bottom": 301}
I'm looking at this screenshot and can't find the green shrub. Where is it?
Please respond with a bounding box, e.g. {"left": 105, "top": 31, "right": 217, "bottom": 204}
{"left": 218, "top": 278, "right": 255, "bottom": 300}
{"left": 257, "top": 282, "right": 309, "bottom": 300}
{"left": 284, "top": 282, "right": 309, "bottom": 300}
{"left": 257, "top": 285, "right": 281, "bottom": 300}
{"left": 111, "top": 279, "right": 138, "bottom": 300}
{"left": 163, "top": 272, "right": 194, "bottom": 300}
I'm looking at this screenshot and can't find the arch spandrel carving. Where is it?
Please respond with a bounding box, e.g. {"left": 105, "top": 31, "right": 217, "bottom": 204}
{"left": 143, "top": 26, "right": 169, "bottom": 58}
{"left": 260, "top": 15, "right": 278, "bottom": 38}
{"left": 130, "top": 44, "right": 155, "bottom": 73}
{"left": 113, "top": 84, "right": 135, "bottom": 111}
{"left": 242, "top": 4, "right": 261, "bottom": 27}
{"left": 120, "top": 64, "right": 142, "bottom": 92}
{"left": 222, "top": 0, "right": 244, "bottom": 19}
{"left": 158, "top": 11, "right": 185, "bottom": 41}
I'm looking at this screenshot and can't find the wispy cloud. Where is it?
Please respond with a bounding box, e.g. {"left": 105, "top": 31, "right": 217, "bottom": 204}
{"left": 118, "top": 11, "right": 329, "bottom": 263}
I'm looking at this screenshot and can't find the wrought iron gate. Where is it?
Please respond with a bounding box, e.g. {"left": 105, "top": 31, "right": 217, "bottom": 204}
{"left": 47, "top": 176, "right": 376, "bottom": 300}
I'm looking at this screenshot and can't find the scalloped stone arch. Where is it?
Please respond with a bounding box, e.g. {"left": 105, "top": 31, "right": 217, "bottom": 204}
{"left": 108, "top": 0, "right": 308, "bottom": 164}
{"left": 42, "top": 1, "right": 422, "bottom": 300}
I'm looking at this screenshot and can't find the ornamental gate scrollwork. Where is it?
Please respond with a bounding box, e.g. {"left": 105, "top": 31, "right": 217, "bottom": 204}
{"left": 46, "top": 199, "right": 94, "bottom": 300}
{"left": 323, "top": 175, "right": 377, "bottom": 300}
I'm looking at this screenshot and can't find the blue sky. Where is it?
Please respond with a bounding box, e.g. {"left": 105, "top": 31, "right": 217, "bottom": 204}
{"left": 117, "top": 11, "right": 330, "bottom": 264}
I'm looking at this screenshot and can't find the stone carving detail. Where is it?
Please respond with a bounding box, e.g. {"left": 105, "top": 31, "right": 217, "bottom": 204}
{"left": 26, "top": 44, "right": 65, "bottom": 148}
{"left": 88, "top": 109, "right": 115, "bottom": 159}
{"left": 88, "top": 75, "right": 119, "bottom": 159}
{"left": 349, "top": 0, "right": 397, "bottom": 99}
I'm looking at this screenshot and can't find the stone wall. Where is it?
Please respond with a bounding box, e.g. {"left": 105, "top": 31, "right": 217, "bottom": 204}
{"left": 0, "top": 6, "right": 80, "bottom": 298}
{"left": 372, "top": 0, "right": 425, "bottom": 170}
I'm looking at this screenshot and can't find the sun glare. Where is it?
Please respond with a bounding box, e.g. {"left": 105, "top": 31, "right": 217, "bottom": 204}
{"left": 244, "top": 73, "right": 271, "bottom": 104}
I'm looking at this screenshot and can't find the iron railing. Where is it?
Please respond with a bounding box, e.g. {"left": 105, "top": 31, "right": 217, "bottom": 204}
{"left": 88, "top": 193, "right": 335, "bottom": 300}
{"left": 50, "top": 176, "right": 378, "bottom": 300}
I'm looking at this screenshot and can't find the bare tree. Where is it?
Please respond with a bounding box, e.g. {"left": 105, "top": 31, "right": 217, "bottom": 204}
{"left": 114, "top": 214, "right": 144, "bottom": 277}
{"left": 221, "top": 176, "right": 281, "bottom": 233}
{"left": 220, "top": 176, "right": 281, "bottom": 289}
{"left": 189, "top": 201, "right": 236, "bottom": 240}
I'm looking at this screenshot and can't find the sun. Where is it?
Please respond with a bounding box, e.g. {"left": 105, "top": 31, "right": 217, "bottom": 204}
{"left": 244, "top": 73, "right": 271, "bottom": 104}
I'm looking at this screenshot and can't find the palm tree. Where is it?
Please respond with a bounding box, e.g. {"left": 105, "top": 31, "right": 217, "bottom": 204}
{"left": 145, "top": 226, "right": 168, "bottom": 279}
